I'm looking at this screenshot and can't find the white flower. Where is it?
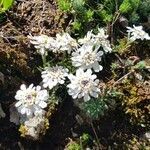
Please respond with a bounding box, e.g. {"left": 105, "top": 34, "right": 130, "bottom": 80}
{"left": 28, "top": 34, "right": 54, "bottom": 55}
{"left": 78, "top": 30, "right": 94, "bottom": 45}
{"left": 24, "top": 115, "right": 47, "bottom": 140}
{"left": 78, "top": 28, "right": 112, "bottom": 53}
{"left": 95, "top": 28, "right": 109, "bottom": 39}
{"left": 71, "top": 44, "right": 103, "bottom": 72}
{"left": 15, "top": 84, "right": 49, "bottom": 117}
{"left": 67, "top": 69, "right": 100, "bottom": 101}
{"left": 41, "top": 65, "right": 68, "bottom": 89}
{"left": 127, "top": 25, "right": 150, "bottom": 41}
{"left": 100, "top": 40, "right": 112, "bottom": 53}
{"left": 55, "top": 33, "right": 78, "bottom": 53}
{"left": 47, "top": 39, "right": 62, "bottom": 53}
{"left": 45, "top": 33, "right": 78, "bottom": 54}
{"left": 94, "top": 28, "right": 112, "bottom": 53}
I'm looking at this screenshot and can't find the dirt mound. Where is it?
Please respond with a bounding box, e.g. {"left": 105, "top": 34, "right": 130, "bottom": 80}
{"left": 0, "top": 1, "right": 71, "bottom": 148}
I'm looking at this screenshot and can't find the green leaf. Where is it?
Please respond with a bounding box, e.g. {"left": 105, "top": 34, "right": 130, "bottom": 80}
{"left": 72, "top": 21, "right": 82, "bottom": 31}
{"left": 134, "top": 61, "right": 146, "bottom": 70}
{"left": 80, "top": 133, "right": 90, "bottom": 145}
{"left": 72, "top": 0, "right": 86, "bottom": 13}
{"left": 57, "top": 0, "right": 71, "bottom": 12}
{"left": 85, "top": 9, "right": 94, "bottom": 22}
{"left": 99, "top": 9, "right": 113, "bottom": 23}
{"left": 119, "top": 0, "right": 141, "bottom": 13}
{"left": 81, "top": 98, "right": 108, "bottom": 119}
{"left": 0, "top": 0, "right": 14, "bottom": 12}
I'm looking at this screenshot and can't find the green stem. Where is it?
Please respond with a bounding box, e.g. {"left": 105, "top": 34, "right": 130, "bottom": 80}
{"left": 42, "top": 55, "right": 47, "bottom": 68}
{"left": 91, "top": 121, "right": 102, "bottom": 150}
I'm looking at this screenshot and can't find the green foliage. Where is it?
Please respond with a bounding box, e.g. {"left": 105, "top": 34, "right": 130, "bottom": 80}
{"left": 0, "top": 13, "right": 5, "bottom": 22}
{"left": 67, "top": 142, "right": 81, "bottom": 150}
{"left": 96, "top": 0, "right": 115, "bottom": 23}
{"left": 98, "top": 9, "right": 113, "bottom": 23}
{"left": 56, "top": 0, "right": 150, "bottom": 34}
{"left": 72, "top": 21, "right": 82, "bottom": 31}
{"left": 72, "top": 0, "right": 86, "bottom": 13}
{"left": 80, "top": 133, "right": 90, "bottom": 145}
{"left": 56, "top": 55, "right": 76, "bottom": 73}
{"left": 0, "top": 0, "right": 14, "bottom": 13}
{"left": 56, "top": 0, "right": 95, "bottom": 34}
{"left": 118, "top": 0, "right": 150, "bottom": 23}
{"left": 66, "top": 133, "right": 90, "bottom": 150}
{"left": 119, "top": 0, "right": 132, "bottom": 13}
{"left": 133, "top": 0, "right": 150, "bottom": 23}
{"left": 71, "top": 0, "right": 94, "bottom": 32}
{"left": 119, "top": 0, "right": 141, "bottom": 13}
{"left": 81, "top": 98, "right": 108, "bottom": 119}
{"left": 138, "top": 0, "right": 150, "bottom": 18}
{"left": 57, "top": 0, "right": 71, "bottom": 12}
{"left": 111, "top": 62, "right": 120, "bottom": 70}
{"left": 85, "top": 9, "right": 94, "bottom": 22}
{"left": 79, "top": 88, "right": 122, "bottom": 120}
{"left": 134, "top": 61, "right": 146, "bottom": 70}
{"left": 129, "top": 11, "right": 140, "bottom": 23}
{"left": 115, "top": 37, "right": 131, "bottom": 54}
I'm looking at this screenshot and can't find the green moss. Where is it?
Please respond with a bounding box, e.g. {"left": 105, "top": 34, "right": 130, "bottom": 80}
{"left": 117, "top": 79, "right": 150, "bottom": 128}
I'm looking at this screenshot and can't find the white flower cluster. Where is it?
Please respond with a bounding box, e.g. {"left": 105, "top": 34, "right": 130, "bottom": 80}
{"left": 71, "top": 44, "right": 103, "bottom": 72}
{"left": 15, "top": 24, "right": 150, "bottom": 139}
{"left": 14, "top": 84, "right": 49, "bottom": 139}
{"left": 28, "top": 34, "right": 53, "bottom": 56}
{"left": 71, "top": 28, "right": 111, "bottom": 72}
{"left": 28, "top": 33, "right": 78, "bottom": 55}
{"left": 13, "top": 24, "right": 150, "bottom": 139}
{"left": 78, "top": 28, "right": 112, "bottom": 53}
{"left": 127, "top": 25, "right": 150, "bottom": 41}
{"left": 28, "top": 29, "right": 112, "bottom": 102}
{"left": 15, "top": 84, "right": 49, "bottom": 117}
{"left": 67, "top": 69, "right": 100, "bottom": 101}
{"left": 23, "top": 115, "right": 48, "bottom": 140}
{"left": 41, "top": 65, "right": 69, "bottom": 89}
{"left": 14, "top": 28, "right": 112, "bottom": 139}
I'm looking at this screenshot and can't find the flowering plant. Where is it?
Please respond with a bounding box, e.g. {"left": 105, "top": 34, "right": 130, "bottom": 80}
{"left": 13, "top": 24, "right": 150, "bottom": 140}
{"left": 127, "top": 25, "right": 150, "bottom": 41}
{"left": 67, "top": 69, "right": 100, "bottom": 101}
{"left": 15, "top": 84, "right": 49, "bottom": 117}
{"left": 41, "top": 65, "right": 69, "bottom": 89}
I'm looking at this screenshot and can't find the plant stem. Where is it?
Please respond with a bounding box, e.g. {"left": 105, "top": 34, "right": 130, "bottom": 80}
{"left": 113, "top": 71, "right": 134, "bottom": 87}
{"left": 80, "top": 137, "right": 83, "bottom": 150}
{"left": 42, "top": 55, "right": 47, "bottom": 67}
{"left": 90, "top": 121, "right": 102, "bottom": 150}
